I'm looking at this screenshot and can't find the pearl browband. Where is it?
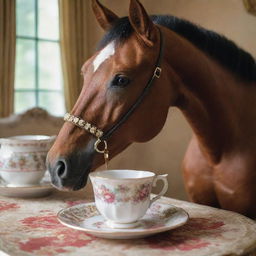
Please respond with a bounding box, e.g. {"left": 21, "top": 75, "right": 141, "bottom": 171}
{"left": 64, "top": 113, "right": 103, "bottom": 138}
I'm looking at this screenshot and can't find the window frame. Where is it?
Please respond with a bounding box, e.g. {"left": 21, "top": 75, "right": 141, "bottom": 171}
{"left": 15, "top": 0, "right": 64, "bottom": 113}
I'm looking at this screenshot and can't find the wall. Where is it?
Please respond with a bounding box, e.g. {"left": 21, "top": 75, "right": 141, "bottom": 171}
{"left": 85, "top": 0, "right": 256, "bottom": 200}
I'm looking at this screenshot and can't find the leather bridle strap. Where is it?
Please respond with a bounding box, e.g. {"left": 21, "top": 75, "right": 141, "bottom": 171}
{"left": 102, "top": 26, "right": 164, "bottom": 141}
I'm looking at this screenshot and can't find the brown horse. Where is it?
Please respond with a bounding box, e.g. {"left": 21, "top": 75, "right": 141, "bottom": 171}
{"left": 47, "top": 0, "right": 256, "bottom": 218}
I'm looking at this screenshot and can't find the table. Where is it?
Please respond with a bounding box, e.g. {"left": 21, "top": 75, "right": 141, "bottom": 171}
{"left": 0, "top": 190, "right": 256, "bottom": 256}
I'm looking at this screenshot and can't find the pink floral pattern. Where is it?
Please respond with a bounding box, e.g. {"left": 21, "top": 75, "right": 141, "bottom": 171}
{"left": 18, "top": 214, "right": 97, "bottom": 255}
{"left": 0, "top": 152, "right": 47, "bottom": 172}
{"left": 19, "top": 231, "right": 95, "bottom": 254}
{"left": 20, "top": 215, "right": 61, "bottom": 229}
{"left": 65, "top": 200, "right": 89, "bottom": 207}
{"left": 93, "top": 183, "right": 151, "bottom": 204}
{"left": 1, "top": 142, "right": 51, "bottom": 147}
{"left": 0, "top": 201, "right": 19, "bottom": 211}
{"left": 0, "top": 196, "right": 256, "bottom": 256}
{"left": 145, "top": 218, "right": 225, "bottom": 251}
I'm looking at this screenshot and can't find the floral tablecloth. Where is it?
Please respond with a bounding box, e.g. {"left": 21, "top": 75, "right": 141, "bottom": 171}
{"left": 0, "top": 190, "right": 256, "bottom": 256}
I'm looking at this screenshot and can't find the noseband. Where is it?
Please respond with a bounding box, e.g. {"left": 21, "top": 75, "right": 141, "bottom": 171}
{"left": 64, "top": 27, "right": 164, "bottom": 163}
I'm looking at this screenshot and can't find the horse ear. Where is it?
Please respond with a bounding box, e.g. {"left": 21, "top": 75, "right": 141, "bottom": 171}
{"left": 91, "top": 0, "right": 119, "bottom": 30}
{"left": 128, "top": 0, "right": 157, "bottom": 47}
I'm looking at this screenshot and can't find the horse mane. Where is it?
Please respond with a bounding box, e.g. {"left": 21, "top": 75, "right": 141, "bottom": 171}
{"left": 98, "top": 15, "right": 256, "bottom": 82}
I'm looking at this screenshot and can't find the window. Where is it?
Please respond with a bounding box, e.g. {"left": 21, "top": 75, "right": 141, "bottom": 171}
{"left": 15, "top": 0, "right": 65, "bottom": 116}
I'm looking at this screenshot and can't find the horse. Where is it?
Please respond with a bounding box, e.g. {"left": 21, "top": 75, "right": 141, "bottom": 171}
{"left": 47, "top": 0, "right": 256, "bottom": 218}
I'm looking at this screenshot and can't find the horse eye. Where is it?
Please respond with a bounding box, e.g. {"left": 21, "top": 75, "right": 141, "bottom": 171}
{"left": 111, "top": 75, "right": 130, "bottom": 87}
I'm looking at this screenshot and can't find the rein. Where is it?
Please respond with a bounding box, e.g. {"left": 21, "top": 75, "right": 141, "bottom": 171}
{"left": 64, "top": 27, "right": 164, "bottom": 167}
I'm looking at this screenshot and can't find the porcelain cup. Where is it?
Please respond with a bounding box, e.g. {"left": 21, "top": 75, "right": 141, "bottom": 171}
{"left": 0, "top": 135, "right": 55, "bottom": 187}
{"left": 89, "top": 169, "right": 168, "bottom": 229}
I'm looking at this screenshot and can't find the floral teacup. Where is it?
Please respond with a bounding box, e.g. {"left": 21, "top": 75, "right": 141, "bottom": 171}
{"left": 0, "top": 135, "right": 55, "bottom": 187}
{"left": 89, "top": 169, "right": 168, "bottom": 229}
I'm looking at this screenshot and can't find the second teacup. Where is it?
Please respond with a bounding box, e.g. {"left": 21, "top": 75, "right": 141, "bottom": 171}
{"left": 89, "top": 169, "right": 168, "bottom": 229}
{"left": 0, "top": 135, "right": 55, "bottom": 187}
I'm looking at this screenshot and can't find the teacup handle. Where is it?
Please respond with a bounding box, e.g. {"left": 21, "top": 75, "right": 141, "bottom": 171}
{"left": 150, "top": 174, "right": 168, "bottom": 207}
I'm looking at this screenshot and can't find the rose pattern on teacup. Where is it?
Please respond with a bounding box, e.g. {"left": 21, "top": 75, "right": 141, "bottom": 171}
{"left": 90, "top": 170, "right": 168, "bottom": 229}
{"left": 0, "top": 152, "right": 47, "bottom": 172}
{"left": 0, "top": 136, "right": 55, "bottom": 186}
{"left": 93, "top": 182, "right": 152, "bottom": 204}
{"left": 2, "top": 142, "right": 51, "bottom": 148}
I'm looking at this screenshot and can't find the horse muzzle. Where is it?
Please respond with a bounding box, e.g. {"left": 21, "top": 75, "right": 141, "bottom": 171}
{"left": 47, "top": 148, "right": 94, "bottom": 191}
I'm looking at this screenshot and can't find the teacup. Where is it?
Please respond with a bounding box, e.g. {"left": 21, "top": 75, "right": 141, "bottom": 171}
{"left": 89, "top": 169, "right": 168, "bottom": 229}
{"left": 0, "top": 135, "right": 55, "bottom": 187}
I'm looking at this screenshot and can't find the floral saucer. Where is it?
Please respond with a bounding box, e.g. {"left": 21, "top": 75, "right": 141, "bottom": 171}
{"left": 57, "top": 202, "right": 189, "bottom": 239}
{"left": 0, "top": 175, "right": 54, "bottom": 198}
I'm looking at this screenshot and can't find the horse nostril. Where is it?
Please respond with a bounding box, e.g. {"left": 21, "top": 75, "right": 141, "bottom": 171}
{"left": 56, "top": 160, "right": 67, "bottom": 179}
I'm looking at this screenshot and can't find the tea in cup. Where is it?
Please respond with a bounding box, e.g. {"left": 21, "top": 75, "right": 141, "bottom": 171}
{"left": 0, "top": 135, "right": 55, "bottom": 187}
{"left": 89, "top": 169, "right": 168, "bottom": 229}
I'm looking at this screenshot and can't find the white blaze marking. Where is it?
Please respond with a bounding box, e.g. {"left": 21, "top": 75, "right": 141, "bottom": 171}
{"left": 93, "top": 41, "right": 115, "bottom": 72}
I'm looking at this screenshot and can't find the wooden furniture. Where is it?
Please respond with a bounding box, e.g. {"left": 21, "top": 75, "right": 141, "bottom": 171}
{"left": 0, "top": 107, "right": 63, "bottom": 138}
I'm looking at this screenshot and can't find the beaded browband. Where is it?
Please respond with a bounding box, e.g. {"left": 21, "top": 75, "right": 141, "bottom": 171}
{"left": 64, "top": 113, "right": 107, "bottom": 158}
{"left": 64, "top": 113, "right": 103, "bottom": 139}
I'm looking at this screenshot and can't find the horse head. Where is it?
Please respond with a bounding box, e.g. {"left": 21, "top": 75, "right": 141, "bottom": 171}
{"left": 47, "top": 0, "right": 178, "bottom": 190}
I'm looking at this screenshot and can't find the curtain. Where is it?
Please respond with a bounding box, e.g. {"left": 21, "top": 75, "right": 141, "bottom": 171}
{"left": 59, "top": 0, "right": 89, "bottom": 111}
{"left": 243, "top": 0, "right": 256, "bottom": 15}
{"left": 0, "top": 0, "right": 16, "bottom": 117}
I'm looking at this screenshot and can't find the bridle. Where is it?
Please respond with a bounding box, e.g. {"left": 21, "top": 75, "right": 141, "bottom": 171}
{"left": 64, "top": 27, "right": 163, "bottom": 162}
{"left": 64, "top": 27, "right": 164, "bottom": 165}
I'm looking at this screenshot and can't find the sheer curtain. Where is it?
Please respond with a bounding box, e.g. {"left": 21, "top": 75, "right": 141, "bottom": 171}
{"left": 59, "top": 0, "right": 89, "bottom": 111}
{"left": 0, "top": 0, "right": 16, "bottom": 117}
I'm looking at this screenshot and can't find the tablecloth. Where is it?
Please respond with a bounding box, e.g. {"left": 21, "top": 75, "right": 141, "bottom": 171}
{"left": 0, "top": 190, "right": 256, "bottom": 256}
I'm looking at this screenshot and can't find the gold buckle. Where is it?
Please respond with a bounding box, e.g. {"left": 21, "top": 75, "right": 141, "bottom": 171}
{"left": 154, "top": 67, "right": 162, "bottom": 78}
{"left": 94, "top": 138, "right": 108, "bottom": 154}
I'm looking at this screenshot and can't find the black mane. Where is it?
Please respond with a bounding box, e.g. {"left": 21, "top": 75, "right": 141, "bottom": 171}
{"left": 99, "top": 15, "right": 256, "bottom": 82}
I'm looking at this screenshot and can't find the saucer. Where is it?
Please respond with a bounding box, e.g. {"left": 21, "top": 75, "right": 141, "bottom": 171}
{"left": 0, "top": 176, "right": 54, "bottom": 198}
{"left": 57, "top": 202, "right": 189, "bottom": 239}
